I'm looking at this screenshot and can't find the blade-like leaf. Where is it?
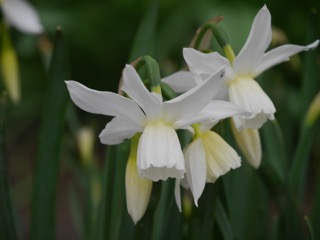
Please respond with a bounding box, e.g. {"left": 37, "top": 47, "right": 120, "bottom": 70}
{"left": 0, "top": 93, "right": 17, "bottom": 240}
{"left": 30, "top": 27, "right": 70, "bottom": 240}
{"left": 128, "top": 0, "right": 158, "bottom": 62}
{"left": 215, "top": 199, "right": 233, "bottom": 240}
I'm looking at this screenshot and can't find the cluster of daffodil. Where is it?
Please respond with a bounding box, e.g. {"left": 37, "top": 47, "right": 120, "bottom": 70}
{"left": 66, "top": 5, "right": 319, "bottom": 223}
{"left": 0, "top": 0, "right": 43, "bottom": 103}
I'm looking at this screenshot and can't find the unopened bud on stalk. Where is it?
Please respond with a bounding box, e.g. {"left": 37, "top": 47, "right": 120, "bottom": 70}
{"left": 1, "top": 24, "right": 20, "bottom": 103}
{"left": 76, "top": 126, "right": 95, "bottom": 167}
{"left": 305, "top": 92, "right": 320, "bottom": 127}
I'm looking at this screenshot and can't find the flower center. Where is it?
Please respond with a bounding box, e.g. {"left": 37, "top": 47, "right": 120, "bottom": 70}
{"left": 227, "top": 75, "right": 253, "bottom": 86}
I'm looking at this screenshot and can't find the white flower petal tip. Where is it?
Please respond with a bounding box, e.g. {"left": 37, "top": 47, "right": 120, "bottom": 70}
{"left": 174, "top": 179, "right": 182, "bottom": 212}
{"left": 231, "top": 122, "right": 261, "bottom": 168}
{"left": 161, "top": 71, "right": 197, "bottom": 93}
{"left": 137, "top": 123, "right": 185, "bottom": 181}
{"left": 305, "top": 40, "right": 319, "bottom": 51}
{"left": 65, "top": 80, "right": 146, "bottom": 127}
{"left": 2, "top": 0, "right": 44, "bottom": 34}
{"left": 126, "top": 155, "right": 152, "bottom": 224}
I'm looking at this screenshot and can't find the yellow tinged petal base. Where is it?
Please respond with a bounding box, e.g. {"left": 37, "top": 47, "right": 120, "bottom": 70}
{"left": 125, "top": 150, "right": 152, "bottom": 224}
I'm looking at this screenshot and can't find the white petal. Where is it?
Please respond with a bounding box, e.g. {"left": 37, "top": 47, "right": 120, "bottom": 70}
{"left": 2, "top": 0, "right": 43, "bottom": 34}
{"left": 121, "top": 65, "right": 162, "bottom": 120}
{"left": 174, "top": 179, "right": 182, "bottom": 212}
{"left": 99, "top": 117, "right": 142, "bottom": 145}
{"left": 137, "top": 122, "right": 185, "bottom": 181}
{"left": 65, "top": 81, "right": 145, "bottom": 127}
{"left": 184, "top": 138, "right": 206, "bottom": 206}
{"left": 233, "top": 5, "right": 272, "bottom": 75}
{"left": 175, "top": 100, "right": 250, "bottom": 129}
{"left": 231, "top": 121, "right": 261, "bottom": 168}
{"left": 228, "top": 77, "right": 275, "bottom": 129}
{"left": 162, "top": 67, "right": 226, "bottom": 125}
{"left": 161, "top": 71, "right": 197, "bottom": 93}
{"left": 254, "top": 40, "right": 319, "bottom": 76}
{"left": 183, "top": 48, "right": 230, "bottom": 83}
{"left": 202, "top": 131, "right": 241, "bottom": 182}
{"left": 125, "top": 155, "right": 152, "bottom": 224}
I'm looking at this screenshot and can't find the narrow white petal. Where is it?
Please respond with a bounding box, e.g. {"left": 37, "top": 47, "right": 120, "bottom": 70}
{"left": 231, "top": 121, "right": 261, "bottom": 168}
{"left": 175, "top": 100, "right": 250, "bottom": 129}
{"left": 99, "top": 117, "right": 142, "bottom": 145}
{"left": 65, "top": 81, "right": 145, "bottom": 127}
{"left": 163, "top": 67, "right": 226, "bottom": 125}
{"left": 202, "top": 131, "right": 241, "bottom": 182}
{"left": 121, "top": 65, "right": 162, "bottom": 120}
{"left": 137, "top": 122, "right": 185, "bottom": 181}
{"left": 254, "top": 40, "right": 319, "bottom": 76}
{"left": 174, "top": 179, "right": 182, "bottom": 212}
{"left": 201, "top": 100, "right": 251, "bottom": 120}
{"left": 183, "top": 48, "right": 230, "bottom": 83}
{"left": 162, "top": 71, "right": 197, "bottom": 93}
{"left": 184, "top": 138, "right": 206, "bottom": 206}
{"left": 2, "top": 0, "right": 43, "bottom": 34}
{"left": 228, "top": 77, "right": 275, "bottom": 129}
{"left": 126, "top": 155, "right": 152, "bottom": 224}
{"left": 233, "top": 5, "right": 272, "bottom": 75}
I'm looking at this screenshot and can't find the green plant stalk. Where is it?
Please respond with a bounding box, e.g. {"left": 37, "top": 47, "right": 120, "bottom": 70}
{"left": 193, "top": 22, "right": 229, "bottom": 51}
{"left": 215, "top": 199, "right": 233, "bottom": 240}
{"left": 0, "top": 93, "right": 17, "bottom": 240}
{"left": 152, "top": 180, "right": 174, "bottom": 240}
{"left": 134, "top": 55, "right": 161, "bottom": 94}
{"left": 108, "top": 141, "right": 130, "bottom": 240}
{"left": 289, "top": 123, "right": 315, "bottom": 202}
{"left": 97, "top": 145, "right": 117, "bottom": 240}
{"left": 30, "top": 28, "right": 70, "bottom": 240}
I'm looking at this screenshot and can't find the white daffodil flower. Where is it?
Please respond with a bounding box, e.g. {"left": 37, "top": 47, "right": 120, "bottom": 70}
{"left": 174, "top": 101, "right": 249, "bottom": 209}
{"left": 163, "top": 5, "right": 319, "bottom": 130}
{"left": 1, "top": 0, "right": 43, "bottom": 34}
{"left": 66, "top": 64, "right": 227, "bottom": 182}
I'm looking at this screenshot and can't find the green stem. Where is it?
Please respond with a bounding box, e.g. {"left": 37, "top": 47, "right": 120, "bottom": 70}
{"left": 193, "top": 22, "right": 236, "bottom": 64}
{"left": 134, "top": 56, "right": 162, "bottom": 95}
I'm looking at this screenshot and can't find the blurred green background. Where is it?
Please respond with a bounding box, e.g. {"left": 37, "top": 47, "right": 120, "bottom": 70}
{"left": 4, "top": 0, "right": 319, "bottom": 239}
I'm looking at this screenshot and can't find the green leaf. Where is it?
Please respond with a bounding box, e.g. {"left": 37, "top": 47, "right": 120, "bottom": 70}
{"left": 215, "top": 199, "right": 233, "bottom": 240}
{"left": 30, "top": 27, "right": 70, "bottom": 240}
{"left": 289, "top": 10, "right": 319, "bottom": 202}
{"left": 128, "top": 0, "right": 158, "bottom": 62}
{"left": 260, "top": 120, "right": 287, "bottom": 192}
{"left": 108, "top": 142, "right": 130, "bottom": 240}
{"left": 97, "top": 145, "right": 117, "bottom": 240}
{"left": 152, "top": 180, "right": 175, "bottom": 240}
{"left": 0, "top": 93, "right": 17, "bottom": 240}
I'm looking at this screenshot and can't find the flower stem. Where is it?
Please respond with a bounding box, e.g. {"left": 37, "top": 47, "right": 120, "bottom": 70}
{"left": 134, "top": 55, "right": 162, "bottom": 95}
{"left": 192, "top": 20, "right": 236, "bottom": 63}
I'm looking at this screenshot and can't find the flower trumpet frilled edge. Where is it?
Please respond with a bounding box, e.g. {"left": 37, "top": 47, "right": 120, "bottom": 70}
{"left": 65, "top": 57, "right": 249, "bottom": 222}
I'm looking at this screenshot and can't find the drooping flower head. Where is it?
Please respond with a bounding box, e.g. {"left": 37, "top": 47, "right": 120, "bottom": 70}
{"left": 66, "top": 64, "right": 226, "bottom": 182}
{"left": 164, "top": 5, "right": 319, "bottom": 130}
